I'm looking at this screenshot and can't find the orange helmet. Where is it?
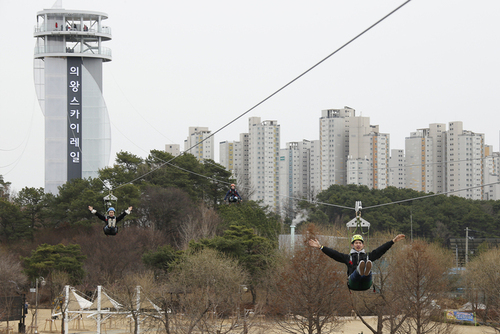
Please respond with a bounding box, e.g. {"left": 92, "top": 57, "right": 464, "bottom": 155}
{"left": 231, "top": 184, "right": 235, "bottom": 187}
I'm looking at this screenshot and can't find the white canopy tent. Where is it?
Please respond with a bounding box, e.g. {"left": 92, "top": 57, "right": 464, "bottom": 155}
{"left": 58, "top": 285, "right": 160, "bottom": 334}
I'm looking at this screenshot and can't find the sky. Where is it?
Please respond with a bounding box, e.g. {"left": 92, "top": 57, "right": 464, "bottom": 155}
{"left": 0, "top": 0, "right": 499, "bottom": 194}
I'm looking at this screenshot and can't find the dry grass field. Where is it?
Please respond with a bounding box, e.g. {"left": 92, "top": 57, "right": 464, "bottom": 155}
{"left": 1, "top": 308, "right": 497, "bottom": 334}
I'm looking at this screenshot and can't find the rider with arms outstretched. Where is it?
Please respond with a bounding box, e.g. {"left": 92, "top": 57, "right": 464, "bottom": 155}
{"left": 88, "top": 206, "right": 133, "bottom": 236}
{"left": 308, "top": 234, "right": 405, "bottom": 291}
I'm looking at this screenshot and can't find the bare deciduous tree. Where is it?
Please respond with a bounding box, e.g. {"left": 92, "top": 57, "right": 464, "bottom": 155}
{"left": 75, "top": 226, "right": 154, "bottom": 286}
{"left": 392, "top": 240, "right": 453, "bottom": 334}
{"left": 269, "top": 225, "right": 349, "bottom": 334}
{"left": 0, "top": 251, "right": 28, "bottom": 330}
{"left": 464, "top": 247, "right": 500, "bottom": 332}
{"left": 177, "top": 205, "right": 221, "bottom": 249}
{"left": 148, "top": 249, "right": 248, "bottom": 334}
{"left": 106, "top": 271, "right": 157, "bottom": 334}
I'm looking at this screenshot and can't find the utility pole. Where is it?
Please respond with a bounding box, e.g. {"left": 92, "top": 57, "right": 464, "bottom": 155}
{"left": 34, "top": 277, "right": 45, "bottom": 334}
{"left": 465, "top": 227, "right": 469, "bottom": 264}
{"left": 290, "top": 210, "right": 306, "bottom": 252}
{"left": 410, "top": 207, "right": 413, "bottom": 242}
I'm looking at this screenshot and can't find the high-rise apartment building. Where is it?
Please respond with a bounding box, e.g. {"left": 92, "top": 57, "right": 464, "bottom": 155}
{"left": 184, "top": 127, "right": 214, "bottom": 162}
{"left": 346, "top": 115, "right": 371, "bottom": 188}
{"left": 309, "top": 140, "right": 321, "bottom": 196}
{"left": 484, "top": 145, "right": 500, "bottom": 200}
{"left": 34, "top": 3, "right": 112, "bottom": 193}
{"left": 428, "top": 123, "right": 446, "bottom": 194}
{"left": 370, "top": 132, "right": 390, "bottom": 189}
{"left": 219, "top": 133, "right": 249, "bottom": 192}
{"left": 278, "top": 146, "right": 293, "bottom": 217}
{"left": 165, "top": 144, "right": 180, "bottom": 157}
{"left": 389, "top": 149, "right": 405, "bottom": 188}
{"left": 346, "top": 114, "right": 389, "bottom": 189}
{"left": 404, "top": 124, "right": 446, "bottom": 193}
{"left": 279, "top": 140, "right": 311, "bottom": 216}
{"left": 219, "top": 141, "right": 237, "bottom": 171}
{"left": 405, "top": 129, "right": 434, "bottom": 192}
{"left": 319, "top": 107, "right": 354, "bottom": 190}
{"left": 248, "top": 117, "right": 280, "bottom": 212}
{"left": 237, "top": 133, "right": 250, "bottom": 192}
{"left": 446, "top": 121, "right": 485, "bottom": 200}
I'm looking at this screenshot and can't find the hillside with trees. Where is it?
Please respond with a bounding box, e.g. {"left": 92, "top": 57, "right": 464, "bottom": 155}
{"left": 300, "top": 183, "right": 500, "bottom": 243}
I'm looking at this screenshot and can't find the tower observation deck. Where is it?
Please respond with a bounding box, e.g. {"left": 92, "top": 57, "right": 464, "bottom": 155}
{"left": 34, "top": 2, "right": 112, "bottom": 194}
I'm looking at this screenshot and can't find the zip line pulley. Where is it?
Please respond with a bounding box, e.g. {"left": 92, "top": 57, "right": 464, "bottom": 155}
{"left": 103, "top": 193, "right": 118, "bottom": 211}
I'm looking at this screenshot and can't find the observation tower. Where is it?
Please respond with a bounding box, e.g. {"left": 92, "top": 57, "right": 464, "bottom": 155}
{"left": 34, "top": 1, "right": 112, "bottom": 194}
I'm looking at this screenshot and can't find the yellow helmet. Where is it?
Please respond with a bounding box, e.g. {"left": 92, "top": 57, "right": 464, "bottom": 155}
{"left": 351, "top": 234, "right": 364, "bottom": 244}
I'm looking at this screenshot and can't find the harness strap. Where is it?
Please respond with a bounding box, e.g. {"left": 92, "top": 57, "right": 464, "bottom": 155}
{"left": 348, "top": 215, "right": 370, "bottom": 260}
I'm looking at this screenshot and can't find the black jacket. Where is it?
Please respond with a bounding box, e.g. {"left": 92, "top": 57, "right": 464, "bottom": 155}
{"left": 93, "top": 210, "right": 128, "bottom": 226}
{"left": 224, "top": 189, "right": 241, "bottom": 200}
{"left": 321, "top": 240, "right": 394, "bottom": 276}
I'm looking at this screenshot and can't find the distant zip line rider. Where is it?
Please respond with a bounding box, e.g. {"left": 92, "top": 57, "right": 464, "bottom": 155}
{"left": 224, "top": 184, "right": 242, "bottom": 203}
{"left": 88, "top": 205, "right": 133, "bottom": 236}
{"left": 308, "top": 233, "right": 405, "bottom": 291}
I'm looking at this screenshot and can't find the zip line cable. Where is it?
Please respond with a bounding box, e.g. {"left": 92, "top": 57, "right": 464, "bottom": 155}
{"left": 109, "top": 0, "right": 413, "bottom": 191}
{"left": 0, "top": 100, "right": 34, "bottom": 152}
{"left": 178, "top": 0, "right": 414, "bottom": 160}
{"left": 106, "top": 121, "right": 238, "bottom": 188}
{"left": 0, "top": 140, "right": 27, "bottom": 152}
{"left": 192, "top": 153, "right": 493, "bottom": 184}
{"left": 362, "top": 181, "right": 500, "bottom": 210}
{"left": 341, "top": 155, "right": 491, "bottom": 174}
{"left": 0, "top": 97, "right": 37, "bottom": 174}
{"left": 107, "top": 70, "right": 177, "bottom": 144}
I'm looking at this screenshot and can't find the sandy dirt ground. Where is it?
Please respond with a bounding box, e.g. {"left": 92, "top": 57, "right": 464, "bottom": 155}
{"left": 1, "top": 309, "right": 496, "bottom": 334}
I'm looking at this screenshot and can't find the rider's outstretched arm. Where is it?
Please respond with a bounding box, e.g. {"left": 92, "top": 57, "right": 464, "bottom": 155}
{"left": 88, "top": 206, "right": 106, "bottom": 221}
{"left": 116, "top": 206, "right": 133, "bottom": 223}
{"left": 308, "top": 238, "right": 348, "bottom": 264}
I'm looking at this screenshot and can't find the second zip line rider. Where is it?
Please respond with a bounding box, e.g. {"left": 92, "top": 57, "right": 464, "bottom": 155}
{"left": 224, "top": 184, "right": 242, "bottom": 204}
